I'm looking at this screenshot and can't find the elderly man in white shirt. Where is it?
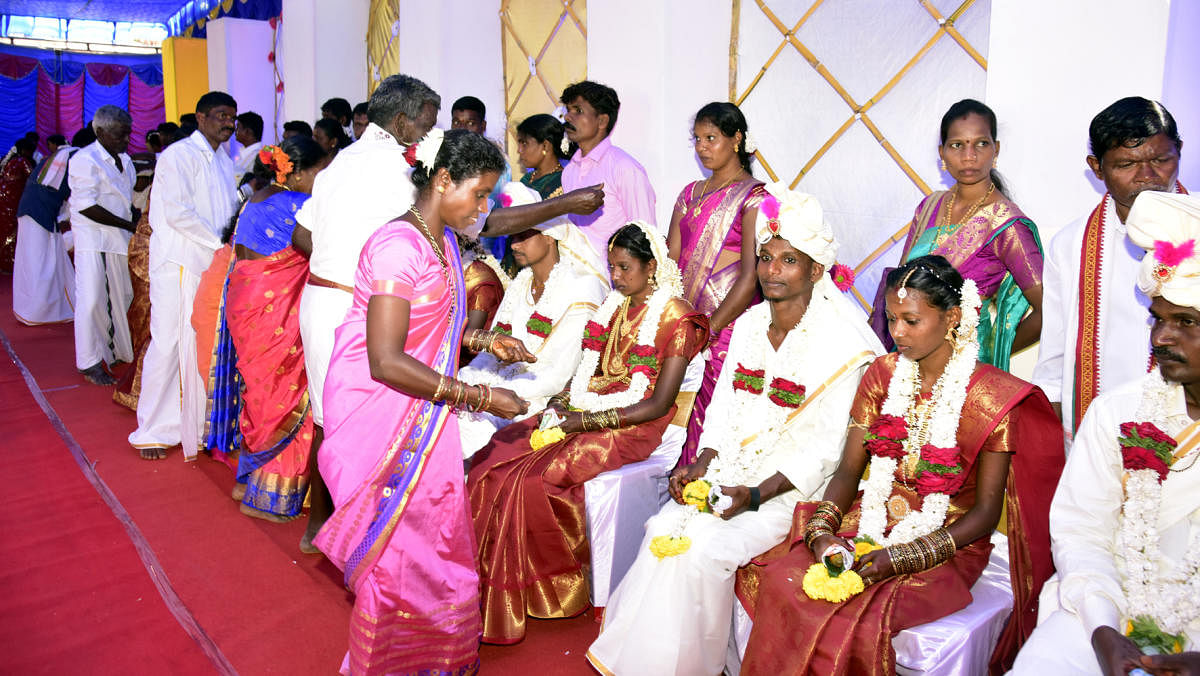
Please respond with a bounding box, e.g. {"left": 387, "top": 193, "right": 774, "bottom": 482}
{"left": 588, "top": 185, "right": 882, "bottom": 675}
{"left": 128, "top": 91, "right": 239, "bottom": 461}
{"left": 67, "top": 105, "right": 138, "bottom": 385}
{"left": 1032, "top": 97, "right": 1185, "bottom": 445}
{"left": 292, "top": 73, "right": 439, "bottom": 551}
{"left": 1014, "top": 192, "right": 1200, "bottom": 675}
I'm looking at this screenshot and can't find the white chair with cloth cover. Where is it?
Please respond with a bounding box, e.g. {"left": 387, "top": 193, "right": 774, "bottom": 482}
{"left": 726, "top": 531, "right": 1016, "bottom": 676}
{"left": 584, "top": 353, "right": 706, "bottom": 610}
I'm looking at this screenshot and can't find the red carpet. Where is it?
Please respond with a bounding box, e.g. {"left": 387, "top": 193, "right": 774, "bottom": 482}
{"left": 0, "top": 280, "right": 600, "bottom": 674}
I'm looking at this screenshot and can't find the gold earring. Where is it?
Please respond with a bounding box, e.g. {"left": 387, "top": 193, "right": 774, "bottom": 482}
{"left": 940, "top": 159, "right": 947, "bottom": 172}
{"left": 541, "top": 149, "right": 546, "bottom": 157}
{"left": 437, "top": 185, "right": 445, "bottom": 194}
{"left": 944, "top": 324, "right": 958, "bottom": 345}
{"left": 992, "top": 158, "right": 998, "bottom": 169}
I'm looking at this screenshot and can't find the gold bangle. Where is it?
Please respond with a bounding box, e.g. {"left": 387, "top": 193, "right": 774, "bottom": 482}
{"left": 433, "top": 376, "right": 448, "bottom": 402}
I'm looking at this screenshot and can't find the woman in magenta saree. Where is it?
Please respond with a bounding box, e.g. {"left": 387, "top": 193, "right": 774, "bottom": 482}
{"left": 668, "top": 102, "right": 764, "bottom": 465}
{"left": 0, "top": 139, "right": 35, "bottom": 273}
{"left": 868, "top": 100, "right": 1043, "bottom": 372}
{"left": 313, "top": 130, "right": 531, "bottom": 675}
{"left": 225, "top": 139, "right": 328, "bottom": 520}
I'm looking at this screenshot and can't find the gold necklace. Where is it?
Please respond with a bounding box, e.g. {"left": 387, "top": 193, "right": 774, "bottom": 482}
{"left": 934, "top": 182, "right": 995, "bottom": 246}
{"left": 408, "top": 207, "right": 456, "bottom": 319}
{"left": 689, "top": 172, "right": 741, "bottom": 218}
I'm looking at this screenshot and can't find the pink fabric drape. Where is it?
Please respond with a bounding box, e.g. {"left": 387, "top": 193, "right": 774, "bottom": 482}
{"left": 128, "top": 75, "right": 164, "bottom": 155}
{"left": 85, "top": 63, "right": 128, "bottom": 87}
{"left": 37, "top": 68, "right": 85, "bottom": 146}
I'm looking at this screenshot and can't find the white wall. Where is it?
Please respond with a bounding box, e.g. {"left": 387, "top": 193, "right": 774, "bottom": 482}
{"left": 280, "top": 0, "right": 369, "bottom": 137}
{"left": 986, "top": 0, "right": 1171, "bottom": 243}
{"left": 1163, "top": 0, "right": 1200, "bottom": 189}
{"left": 207, "top": 17, "right": 277, "bottom": 155}
{"left": 588, "top": 0, "right": 731, "bottom": 231}
{"left": 395, "top": 0, "right": 504, "bottom": 143}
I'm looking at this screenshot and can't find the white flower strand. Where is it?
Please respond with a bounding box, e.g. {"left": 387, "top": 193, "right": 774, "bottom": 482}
{"left": 568, "top": 222, "right": 684, "bottom": 412}
{"left": 459, "top": 261, "right": 573, "bottom": 390}
{"left": 413, "top": 128, "right": 444, "bottom": 172}
{"left": 858, "top": 279, "right": 981, "bottom": 546}
{"left": 1118, "top": 369, "right": 1200, "bottom": 636}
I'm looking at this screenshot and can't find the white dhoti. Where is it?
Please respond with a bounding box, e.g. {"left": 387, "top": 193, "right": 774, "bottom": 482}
{"left": 298, "top": 283, "right": 352, "bottom": 427}
{"left": 72, "top": 247, "right": 133, "bottom": 370}
{"left": 12, "top": 215, "right": 75, "bottom": 325}
{"left": 128, "top": 261, "right": 205, "bottom": 459}
{"left": 1011, "top": 606, "right": 1103, "bottom": 674}
{"left": 587, "top": 495, "right": 797, "bottom": 676}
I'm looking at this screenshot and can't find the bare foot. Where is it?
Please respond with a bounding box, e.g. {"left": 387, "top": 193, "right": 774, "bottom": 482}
{"left": 231, "top": 483, "right": 247, "bottom": 501}
{"left": 239, "top": 502, "right": 297, "bottom": 523}
{"left": 299, "top": 524, "right": 323, "bottom": 554}
{"left": 138, "top": 446, "right": 168, "bottom": 460}
{"left": 81, "top": 363, "right": 116, "bottom": 386}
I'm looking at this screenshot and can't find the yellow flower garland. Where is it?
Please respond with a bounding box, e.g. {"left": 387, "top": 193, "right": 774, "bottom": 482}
{"left": 802, "top": 537, "right": 882, "bottom": 603}
{"left": 649, "top": 535, "right": 692, "bottom": 559}
{"left": 681, "top": 479, "right": 712, "bottom": 512}
{"left": 530, "top": 426, "right": 565, "bottom": 450}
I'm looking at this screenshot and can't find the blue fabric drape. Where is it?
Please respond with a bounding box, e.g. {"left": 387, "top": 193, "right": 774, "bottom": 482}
{"left": 83, "top": 70, "right": 130, "bottom": 124}
{"left": 0, "top": 69, "right": 38, "bottom": 160}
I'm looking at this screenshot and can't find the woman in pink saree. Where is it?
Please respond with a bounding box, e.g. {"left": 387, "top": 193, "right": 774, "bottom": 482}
{"left": 226, "top": 138, "right": 328, "bottom": 521}
{"left": 313, "top": 130, "right": 534, "bottom": 675}
{"left": 668, "top": 102, "right": 764, "bottom": 465}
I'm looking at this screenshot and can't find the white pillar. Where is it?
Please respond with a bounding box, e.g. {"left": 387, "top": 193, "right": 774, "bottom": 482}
{"left": 588, "top": 0, "right": 731, "bottom": 230}
{"left": 207, "top": 17, "right": 277, "bottom": 150}
{"left": 279, "top": 0, "right": 369, "bottom": 136}
{"left": 1163, "top": 0, "right": 1200, "bottom": 189}
{"left": 395, "top": 0, "right": 504, "bottom": 139}
{"left": 986, "top": 0, "right": 1171, "bottom": 243}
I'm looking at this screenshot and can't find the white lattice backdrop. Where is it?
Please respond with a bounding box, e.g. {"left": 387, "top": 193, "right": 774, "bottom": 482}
{"left": 734, "top": 0, "right": 990, "bottom": 310}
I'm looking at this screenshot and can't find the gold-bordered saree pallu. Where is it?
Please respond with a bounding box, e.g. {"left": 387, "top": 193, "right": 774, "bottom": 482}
{"left": 315, "top": 232, "right": 480, "bottom": 676}
{"left": 736, "top": 355, "right": 1064, "bottom": 675}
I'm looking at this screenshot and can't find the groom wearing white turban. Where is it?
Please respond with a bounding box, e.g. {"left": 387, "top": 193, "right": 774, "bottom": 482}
{"left": 587, "top": 184, "right": 882, "bottom": 675}
{"left": 456, "top": 182, "right": 610, "bottom": 457}
{"left": 1014, "top": 191, "right": 1200, "bottom": 674}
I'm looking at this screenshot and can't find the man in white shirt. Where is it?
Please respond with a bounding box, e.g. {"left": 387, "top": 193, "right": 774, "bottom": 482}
{"left": 67, "top": 105, "right": 137, "bottom": 386}
{"left": 1014, "top": 191, "right": 1200, "bottom": 674}
{"left": 292, "top": 73, "right": 438, "bottom": 550}
{"left": 129, "top": 91, "right": 239, "bottom": 461}
{"left": 232, "top": 111, "right": 263, "bottom": 190}
{"left": 1033, "top": 97, "right": 1185, "bottom": 444}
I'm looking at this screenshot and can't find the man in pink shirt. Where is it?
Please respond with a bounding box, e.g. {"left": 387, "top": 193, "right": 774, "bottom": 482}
{"left": 482, "top": 80, "right": 655, "bottom": 259}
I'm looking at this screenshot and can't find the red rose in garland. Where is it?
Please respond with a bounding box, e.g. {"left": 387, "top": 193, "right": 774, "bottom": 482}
{"left": 628, "top": 344, "right": 658, "bottom": 378}
{"left": 732, "top": 364, "right": 765, "bottom": 395}
{"left": 581, "top": 321, "right": 608, "bottom": 352}
{"left": 526, "top": 312, "right": 553, "bottom": 339}
{"left": 768, "top": 377, "right": 806, "bottom": 408}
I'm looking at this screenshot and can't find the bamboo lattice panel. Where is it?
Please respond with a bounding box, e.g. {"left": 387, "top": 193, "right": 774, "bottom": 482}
{"left": 500, "top": 0, "right": 587, "bottom": 164}
{"left": 733, "top": 0, "right": 990, "bottom": 309}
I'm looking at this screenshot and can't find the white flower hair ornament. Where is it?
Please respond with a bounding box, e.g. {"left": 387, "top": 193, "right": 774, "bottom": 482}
{"left": 410, "top": 128, "right": 445, "bottom": 174}
{"left": 741, "top": 129, "right": 757, "bottom": 154}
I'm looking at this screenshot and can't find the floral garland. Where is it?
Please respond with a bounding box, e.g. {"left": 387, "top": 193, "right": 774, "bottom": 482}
{"left": 459, "top": 261, "right": 574, "bottom": 390}
{"left": 647, "top": 295, "right": 830, "bottom": 558}
{"left": 568, "top": 221, "right": 684, "bottom": 413}
{"left": 857, "top": 279, "right": 982, "bottom": 546}
{"left": 568, "top": 287, "right": 672, "bottom": 412}
{"left": 1118, "top": 368, "right": 1200, "bottom": 648}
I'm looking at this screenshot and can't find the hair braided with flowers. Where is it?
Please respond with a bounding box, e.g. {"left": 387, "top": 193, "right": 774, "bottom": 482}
{"left": 257, "top": 145, "right": 294, "bottom": 184}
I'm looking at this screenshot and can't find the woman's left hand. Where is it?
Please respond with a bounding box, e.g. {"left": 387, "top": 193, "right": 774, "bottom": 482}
{"left": 715, "top": 485, "right": 750, "bottom": 520}
{"left": 491, "top": 334, "right": 537, "bottom": 364}
{"left": 559, "top": 411, "right": 585, "bottom": 435}
{"left": 855, "top": 548, "right": 895, "bottom": 586}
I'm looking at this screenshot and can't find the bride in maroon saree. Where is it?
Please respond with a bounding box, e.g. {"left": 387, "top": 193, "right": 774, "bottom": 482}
{"left": 738, "top": 255, "right": 1063, "bottom": 675}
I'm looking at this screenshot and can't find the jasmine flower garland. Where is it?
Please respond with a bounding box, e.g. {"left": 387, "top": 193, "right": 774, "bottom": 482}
{"left": 857, "top": 279, "right": 981, "bottom": 546}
